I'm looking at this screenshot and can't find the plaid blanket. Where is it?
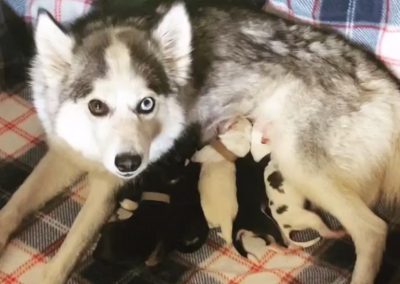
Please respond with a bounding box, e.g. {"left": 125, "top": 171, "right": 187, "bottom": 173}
{"left": 1, "top": 1, "right": 400, "bottom": 283}
{"left": 265, "top": 0, "right": 400, "bottom": 77}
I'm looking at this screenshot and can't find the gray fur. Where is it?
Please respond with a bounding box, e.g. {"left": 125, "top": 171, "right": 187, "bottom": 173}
{"left": 22, "top": 2, "right": 400, "bottom": 283}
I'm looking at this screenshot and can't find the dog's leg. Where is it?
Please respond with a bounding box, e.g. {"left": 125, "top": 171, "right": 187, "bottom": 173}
{"left": 0, "top": 150, "right": 81, "bottom": 253}
{"left": 41, "top": 172, "right": 120, "bottom": 284}
{"left": 292, "top": 177, "right": 387, "bottom": 284}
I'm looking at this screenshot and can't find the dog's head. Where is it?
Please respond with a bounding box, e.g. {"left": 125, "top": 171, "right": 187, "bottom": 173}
{"left": 31, "top": 3, "right": 192, "bottom": 179}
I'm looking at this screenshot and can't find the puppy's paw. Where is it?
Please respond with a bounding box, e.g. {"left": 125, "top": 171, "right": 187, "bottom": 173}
{"left": 240, "top": 231, "right": 268, "bottom": 261}
{"left": 120, "top": 199, "right": 138, "bottom": 211}
{"left": 116, "top": 207, "right": 134, "bottom": 220}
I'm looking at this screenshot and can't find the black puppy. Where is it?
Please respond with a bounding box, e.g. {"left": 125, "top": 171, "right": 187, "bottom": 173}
{"left": 233, "top": 152, "right": 286, "bottom": 259}
{"left": 93, "top": 124, "right": 208, "bottom": 266}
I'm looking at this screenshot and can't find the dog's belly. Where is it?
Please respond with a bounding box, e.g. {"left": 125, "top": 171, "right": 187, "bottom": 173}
{"left": 195, "top": 71, "right": 400, "bottom": 206}
{"left": 255, "top": 84, "right": 400, "bottom": 205}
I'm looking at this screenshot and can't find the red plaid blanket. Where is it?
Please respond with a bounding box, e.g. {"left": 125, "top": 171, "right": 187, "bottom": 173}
{"left": 1, "top": 0, "right": 400, "bottom": 283}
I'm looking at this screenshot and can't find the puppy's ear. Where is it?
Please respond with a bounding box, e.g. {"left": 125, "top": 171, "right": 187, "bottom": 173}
{"left": 152, "top": 3, "right": 192, "bottom": 87}
{"left": 35, "top": 10, "right": 73, "bottom": 78}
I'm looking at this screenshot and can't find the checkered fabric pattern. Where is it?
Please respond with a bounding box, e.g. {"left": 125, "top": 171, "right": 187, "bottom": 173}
{"left": 0, "top": 89, "right": 355, "bottom": 284}
{"left": 2, "top": 90, "right": 400, "bottom": 284}
{"left": 1, "top": 0, "right": 400, "bottom": 283}
{"left": 265, "top": 0, "right": 400, "bottom": 78}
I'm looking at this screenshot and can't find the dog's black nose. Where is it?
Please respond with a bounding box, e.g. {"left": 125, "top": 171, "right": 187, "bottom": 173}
{"left": 115, "top": 153, "right": 142, "bottom": 173}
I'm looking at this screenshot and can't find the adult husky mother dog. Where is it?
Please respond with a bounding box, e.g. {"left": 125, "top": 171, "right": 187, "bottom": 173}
{"left": 0, "top": 1, "right": 399, "bottom": 283}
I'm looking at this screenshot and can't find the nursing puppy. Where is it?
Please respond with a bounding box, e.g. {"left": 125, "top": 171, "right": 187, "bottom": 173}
{"left": 192, "top": 117, "right": 252, "bottom": 243}
{"left": 233, "top": 152, "right": 286, "bottom": 260}
{"left": 1, "top": 1, "right": 399, "bottom": 283}
{"left": 265, "top": 158, "right": 347, "bottom": 248}
{"left": 250, "top": 128, "right": 346, "bottom": 248}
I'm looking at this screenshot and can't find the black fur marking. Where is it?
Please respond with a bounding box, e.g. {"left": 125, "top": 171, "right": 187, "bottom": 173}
{"left": 118, "top": 31, "right": 172, "bottom": 95}
{"left": 283, "top": 224, "right": 291, "bottom": 229}
{"left": 69, "top": 36, "right": 111, "bottom": 100}
{"left": 232, "top": 153, "right": 286, "bottom": 255}
{"left": 269, "top": 200, "right": 274, "bottom": 206}
{"left": 276, "top": 205, "right": 288, "bottom": 214}
{"left": 303, "top": 199, "right": 312, "bottom": 210}
{"left": 267, "top": 171, "right": 284, "bottom": 193}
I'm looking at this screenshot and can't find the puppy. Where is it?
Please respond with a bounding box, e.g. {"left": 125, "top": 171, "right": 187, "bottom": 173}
{"left": 192, "top": 117, "right": 252, "bottom": 243}
{"left": 251, "top": 128, "right": 346, "bottom": 248}
{"left": 265, "top": 159, "right": 346, "bottom": 248}
{"left": 233, "top": 152, "right": 286, "bottom": 260}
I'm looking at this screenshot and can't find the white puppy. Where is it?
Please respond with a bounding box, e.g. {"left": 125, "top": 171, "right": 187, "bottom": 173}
{"left": 192, "top": 117, "right": 252, "bottom": 243}
{"left": 264, "top": 160, "right": 346, "bottom": 248}
{"left": 251, "top": 127, "right": 345, "bottom": 248}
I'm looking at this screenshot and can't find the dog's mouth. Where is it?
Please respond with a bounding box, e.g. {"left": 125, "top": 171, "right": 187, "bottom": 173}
{"left": 114, "top": 162, "right": 148, "bottom": 180}
{"left": 118, "top": 172, "right": 136, "bottom": 179}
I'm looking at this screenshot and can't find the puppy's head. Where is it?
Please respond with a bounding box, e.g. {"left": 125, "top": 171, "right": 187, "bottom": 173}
{"left": 191, "top": 145, "right": 222, "bottom": 163}
{"left": 218, "top": 117, "right": 252, "bottom": 158}
{"left": 31, "top": 4, "right": 192, "bottom": 179}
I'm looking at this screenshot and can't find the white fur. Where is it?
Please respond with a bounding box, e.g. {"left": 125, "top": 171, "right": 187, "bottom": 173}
{"left": 152, "top": 3, "right": 192, "bottom": 86}
{"left": 249, "top": 126, "right": 344, "bottom": 248}
{"left": 36, "top": 36, "right": 186, "bottom": 180}
{"left": 250, "top": 126, "right": 271, "bottom": 162}
{"left": 34, "top": 12, "right": 73, "bottom": 81}
{"left": 252, "top": 76, "right": 396, "bottom": 284}
{"left": 264, "top": 159, "right": 346, "bottom": 248}
{"left": 237, "top": 229, "right": 269, "bottom": 262}
{"left": 0, "top": 6, "right": 190, "bottom": 284}
{"left": 0, "top": 147, "right": 121, "bottom": 284}
{"left": 192, "top": 117, "right": 252, "bottom": 243}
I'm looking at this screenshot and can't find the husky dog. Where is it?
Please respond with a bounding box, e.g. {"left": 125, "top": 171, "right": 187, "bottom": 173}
{"left": 0, "top": 0, "right": 399, "bottom": 283}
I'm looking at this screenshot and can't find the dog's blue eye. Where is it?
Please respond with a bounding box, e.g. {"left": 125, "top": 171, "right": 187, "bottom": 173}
{"left": 137, "top": 97, "right": 155, "bottom": 114}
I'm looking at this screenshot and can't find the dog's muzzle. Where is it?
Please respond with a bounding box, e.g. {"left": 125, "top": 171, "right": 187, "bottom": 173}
{"left": 115, "top": 153, "right": 142, "bottom": 174}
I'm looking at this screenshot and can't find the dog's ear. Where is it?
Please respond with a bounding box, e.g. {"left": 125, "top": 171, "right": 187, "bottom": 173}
{"left": 35, "top": 10, "right": 73, "bottom": 78}
{"left": 152, "top": 3, "right": 192, "bottom": 87}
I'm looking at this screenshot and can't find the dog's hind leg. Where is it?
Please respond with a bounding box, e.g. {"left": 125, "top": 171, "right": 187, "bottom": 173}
{"left": 0, "top": 149, "right": 81, "bottom": 253}
{"left": 290, "top": 175, "right": 387, "bottom": 284}
{"left": 40, "top": 171, "right": 120, "bottom": 284}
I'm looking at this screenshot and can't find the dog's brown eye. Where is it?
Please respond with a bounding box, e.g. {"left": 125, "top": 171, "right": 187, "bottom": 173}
{"left": 137, "top": 97, "right": 155, "bottom": 114}
{"left": 88, "top": 99, "right": 109, "bottom": 116}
